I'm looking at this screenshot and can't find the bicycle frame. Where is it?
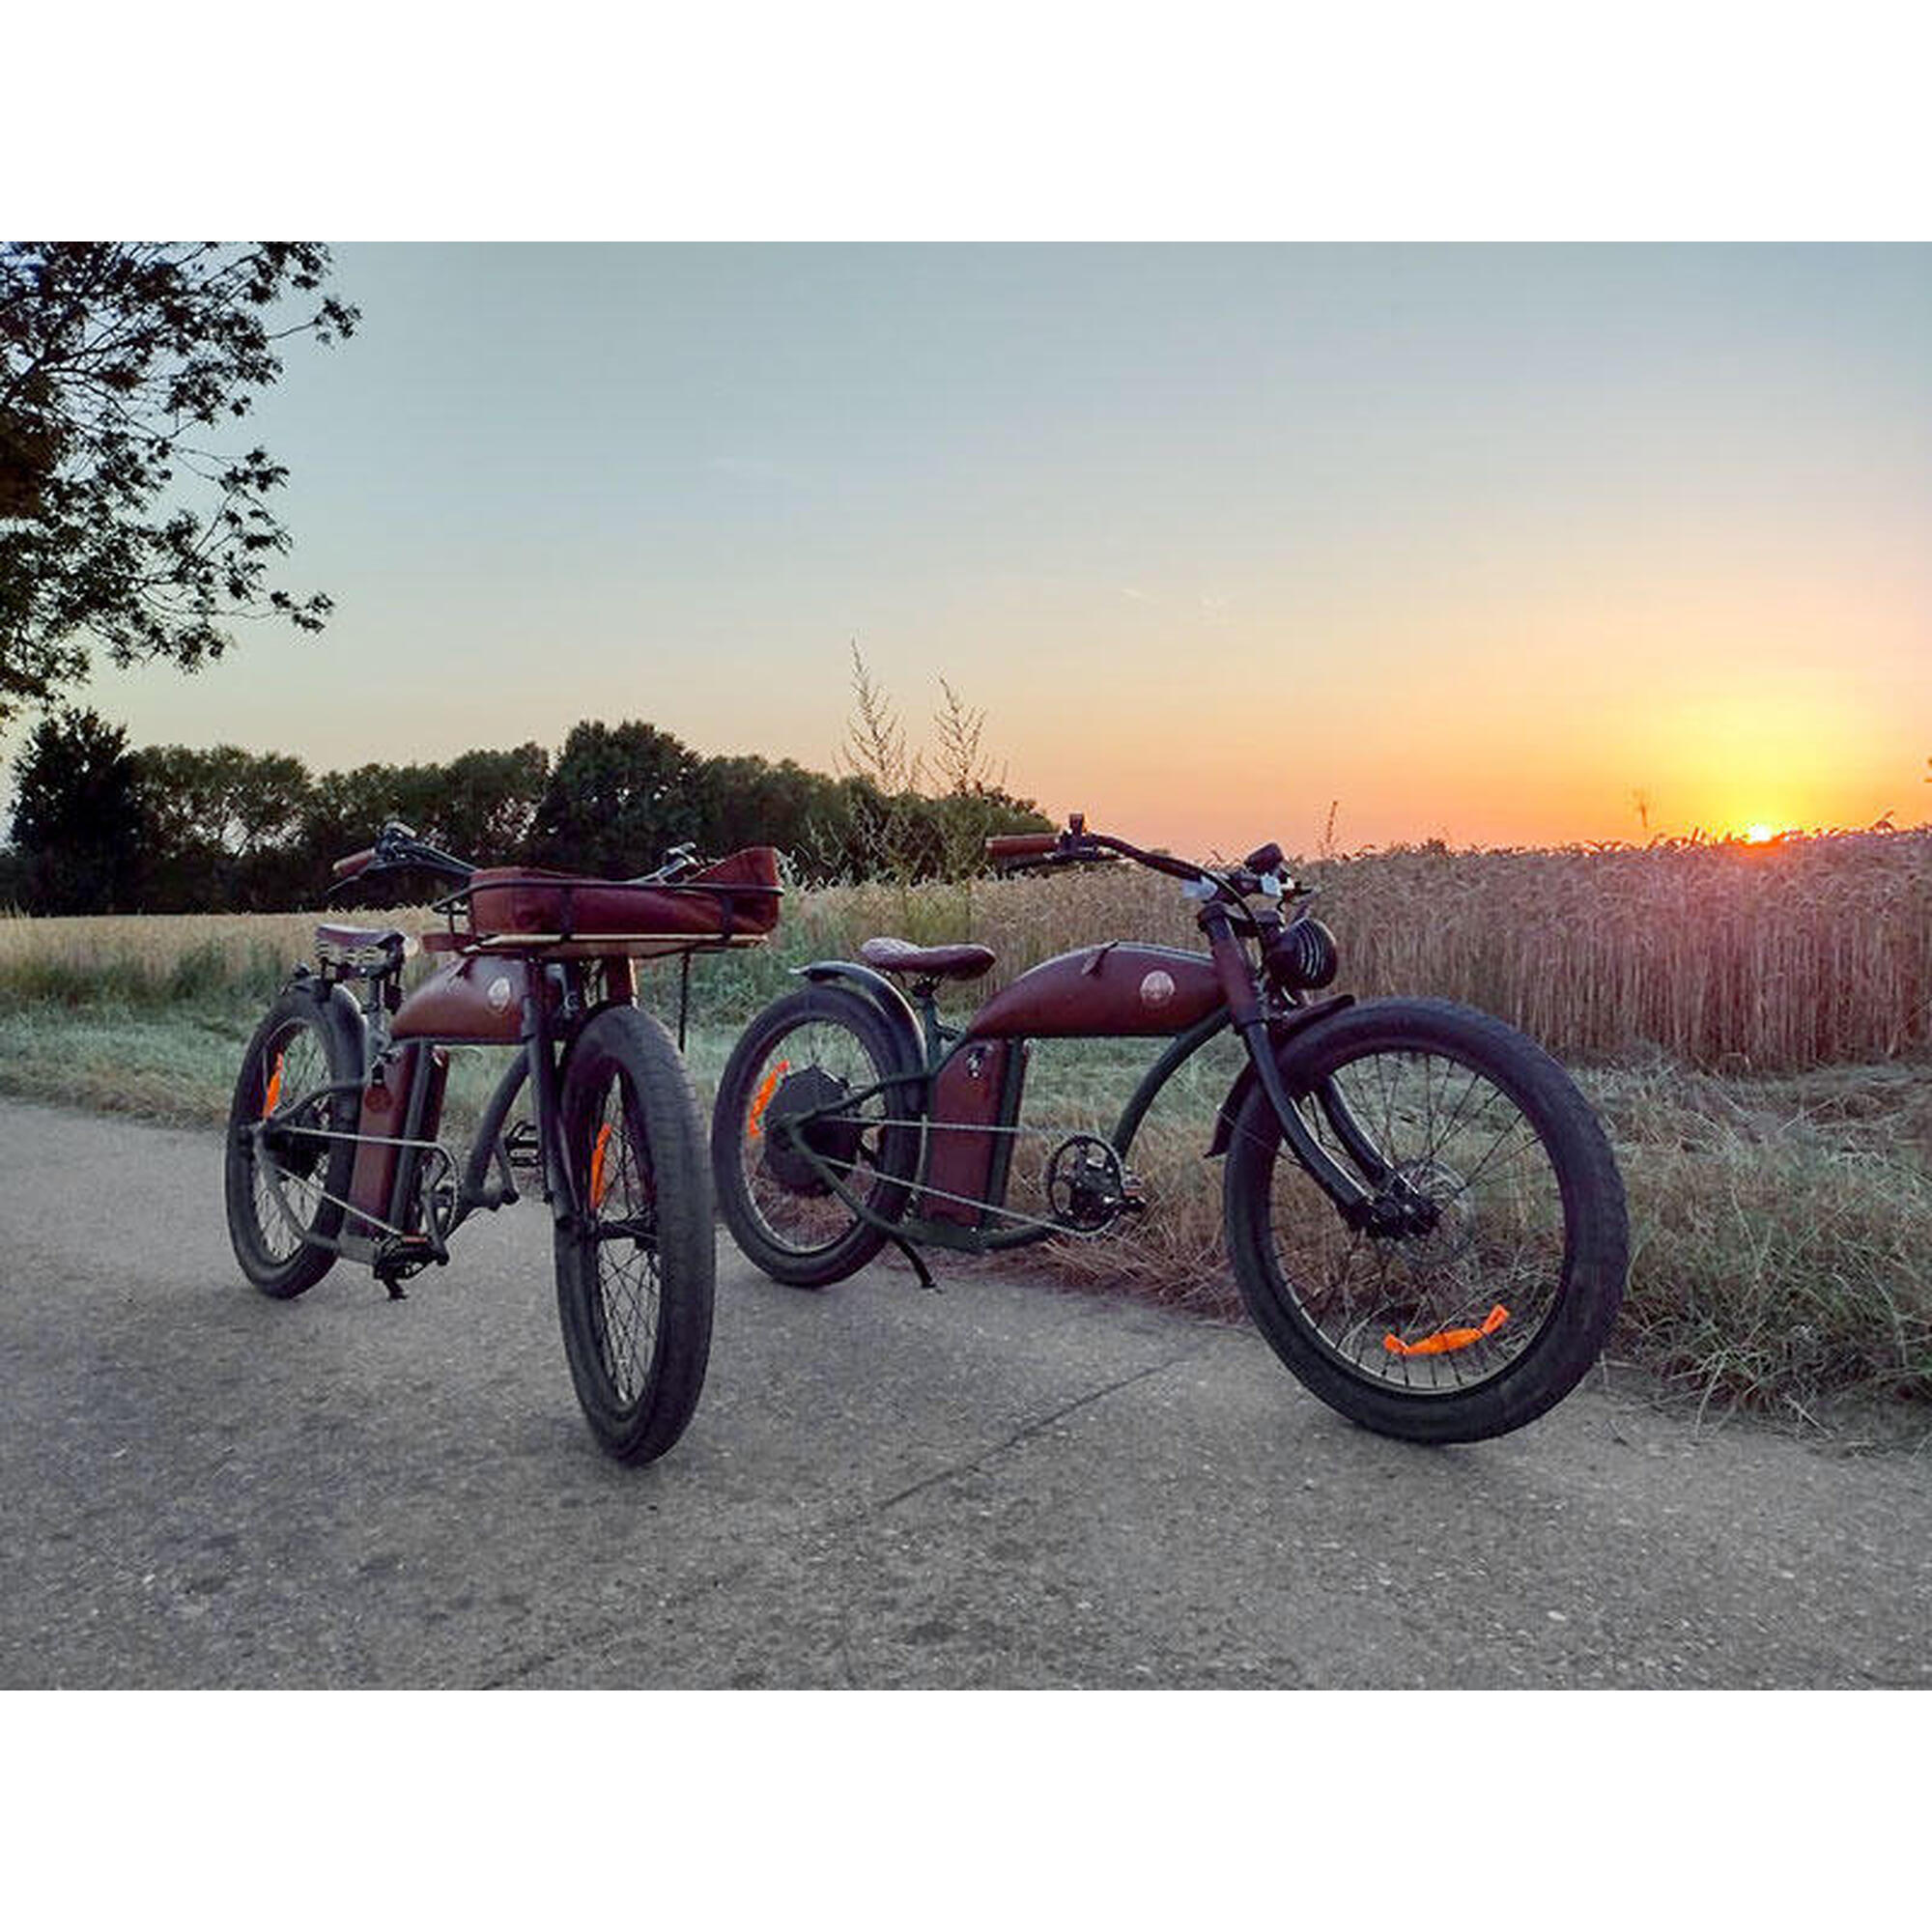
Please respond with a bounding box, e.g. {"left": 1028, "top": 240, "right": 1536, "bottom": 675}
{"left": 715, "top": 815, "right": 1630, "bottom": 1447}
{"left": 251, "top": 952, "right": 632, "bottom": 1290}
{"left": 769, "top": 923, "right": 1373, "bottom": 1264}
{"left": 252, "top": 817, "right": 780, "bottom": 1292}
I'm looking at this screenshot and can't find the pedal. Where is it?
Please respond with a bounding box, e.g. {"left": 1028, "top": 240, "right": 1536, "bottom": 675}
{"left": 503, "top": 1120, "right": 542, "bottom": 1173}
{"left": 373, "top": 1234, "right": 443, "bottom": 1297}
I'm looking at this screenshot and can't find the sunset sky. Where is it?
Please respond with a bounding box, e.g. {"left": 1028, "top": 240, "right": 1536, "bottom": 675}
{"left": 54, "top": 243, "right": 1932, "bottom": 858}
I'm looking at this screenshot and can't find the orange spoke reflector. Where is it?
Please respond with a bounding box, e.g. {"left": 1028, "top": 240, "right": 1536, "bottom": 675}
{"left": 262, "top": 1053, "right": 285, "bottom": 1119}
{"left": 746, "top": 1059, "right": 790, "bottom": 1140}
{"left": 1383, "top": 1303, "right": 1510, "bottom": 1358}
{"left": 589, "top": 1122, "right": 613, "bottom": 1210}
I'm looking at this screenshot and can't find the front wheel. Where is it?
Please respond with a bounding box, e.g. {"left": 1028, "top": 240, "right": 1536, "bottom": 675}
{"left": 1223, "top": 999, "right": 1627, "bottom": 1443}
{"left": 554, "top": 1006, "right": 715, "bottom": 1463}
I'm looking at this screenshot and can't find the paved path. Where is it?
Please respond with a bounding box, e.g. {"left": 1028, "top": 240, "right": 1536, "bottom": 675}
{"left": 2, "top": 1097, "right": 1926, "bottom": 1688}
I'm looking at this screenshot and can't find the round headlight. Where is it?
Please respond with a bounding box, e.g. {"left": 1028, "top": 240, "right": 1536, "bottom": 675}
{"left": 1269, "top": 917, "right": 1338, "bottom": 991}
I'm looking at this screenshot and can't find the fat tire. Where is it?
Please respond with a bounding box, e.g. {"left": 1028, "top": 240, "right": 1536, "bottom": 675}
{"left": 1223, "top": 997, "right": 1627, "bottom": 1444}
{"left": 711, "top": 984, "right": 923, "bottom": 1288}
{"left": 554, "top": 1006, "right": 714, "bottom": 1463}
{"left": 224, "top": 981, "right": 362, "bottom": 1298}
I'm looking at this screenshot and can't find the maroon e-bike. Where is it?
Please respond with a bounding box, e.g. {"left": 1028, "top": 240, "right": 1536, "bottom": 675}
{"left": 225, "top": 820, "right": 780, "bottom": 1463}
{"left": 712, "top": 817, "right": 1627, "bottom": 1443}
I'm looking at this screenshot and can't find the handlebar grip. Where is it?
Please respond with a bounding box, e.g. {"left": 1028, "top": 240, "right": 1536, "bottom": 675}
{"left": 985, "top": 834, "right": 1059, "bottom": 861}
{"left": 331, "top": 847, "right": 375, "bottom": 880}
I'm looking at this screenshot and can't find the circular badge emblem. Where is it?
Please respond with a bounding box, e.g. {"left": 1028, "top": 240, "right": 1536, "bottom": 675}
{"left": 486, "top": 975, "right": 514, "bottom": 1014}
{"left": 1140, "top": 969, "right": 1177, "bottom": 1009}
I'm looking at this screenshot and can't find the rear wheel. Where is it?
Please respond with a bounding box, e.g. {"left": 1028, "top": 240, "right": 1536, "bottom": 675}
{"left": 1223, "top": 999, "right": 1627, "bottom": 1443}
{"left": 224, "top": 983, "right": 361, "bottom": 1298}
{"left": 711, "top": 985, "right": 923, "bottom": 1287}
{"left": 554, "top": 1006, "right": 714, "bottom": 1463}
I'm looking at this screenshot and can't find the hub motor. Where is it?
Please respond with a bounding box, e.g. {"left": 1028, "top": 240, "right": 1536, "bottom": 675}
{"left": 761, "top": 1065, "right": 864, "bottom": 1196}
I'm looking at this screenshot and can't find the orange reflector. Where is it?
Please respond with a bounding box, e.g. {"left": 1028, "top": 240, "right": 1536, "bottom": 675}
{"left": 747, "top": 1059, "right": 790, "bottom": 1140}
{"left": 1384, "top": 1303, "right": 1510, "bottom": 1358}
{"left": 589, "top": 1122, "right": 613, "bottom": 1210}
{"left": 262, "top": 1052, "right": 285, "bottom": 1119}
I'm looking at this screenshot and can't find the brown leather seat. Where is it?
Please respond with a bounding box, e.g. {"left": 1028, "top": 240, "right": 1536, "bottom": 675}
{"left": 860, "top": 936, "right": 996, "bottom": 982}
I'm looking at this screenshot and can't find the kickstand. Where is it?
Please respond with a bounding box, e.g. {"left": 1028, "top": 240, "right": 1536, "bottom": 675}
{"left": 887, "top": 1229, "right": 940, "bottom": 1292}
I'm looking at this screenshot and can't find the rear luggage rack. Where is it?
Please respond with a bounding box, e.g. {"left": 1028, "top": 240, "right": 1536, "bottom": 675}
{"left": 428, "top": 847, "right": 782, "bottom": 959}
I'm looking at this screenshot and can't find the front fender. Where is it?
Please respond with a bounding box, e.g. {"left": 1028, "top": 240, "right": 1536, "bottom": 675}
{"left": 1206, "top": 994, "right": 1354, "bottom": 1156}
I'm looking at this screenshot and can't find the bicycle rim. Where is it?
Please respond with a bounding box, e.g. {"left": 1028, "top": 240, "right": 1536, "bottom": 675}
{"left": 734, "top": 1015, "right": 898, "bottom": 1259}
{"left": 1264, "top": 1043, "right": 1571, "bottom": 1396}
{"left": 576, "top": 1065, "right": 665, "bottom": 1409}
{"left": 249, "top": 1017, "right": 338, "bottom": 1262}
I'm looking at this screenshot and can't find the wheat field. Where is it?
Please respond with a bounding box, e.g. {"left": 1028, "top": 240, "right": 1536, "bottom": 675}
{"left": 5, "top": 825, "right": 1930, "bottom": 1066}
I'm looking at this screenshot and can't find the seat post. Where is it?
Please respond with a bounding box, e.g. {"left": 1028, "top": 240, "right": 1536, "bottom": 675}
{"left": 911, "top": 976, "right": 945, "bottom": 1049}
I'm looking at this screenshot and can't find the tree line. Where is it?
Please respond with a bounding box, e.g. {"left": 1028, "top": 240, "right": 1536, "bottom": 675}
{"left": 0, "top": 705, "right": 1053, "bottom": 914}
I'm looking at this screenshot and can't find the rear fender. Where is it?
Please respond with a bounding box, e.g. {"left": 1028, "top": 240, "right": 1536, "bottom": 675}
{"left": 793, "top": 960, "right": 926, "bottom": 1077}
{"left": 1207, "top": 994, "right": 1354, "bottom": 1156}
{"left": 287, "top": 970, "right": 371, "bottom": 1079}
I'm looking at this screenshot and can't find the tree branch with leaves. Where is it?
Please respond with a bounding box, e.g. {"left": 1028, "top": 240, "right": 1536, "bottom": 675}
{"left": 0, "top": 242, "right": 357, "bottom": 729}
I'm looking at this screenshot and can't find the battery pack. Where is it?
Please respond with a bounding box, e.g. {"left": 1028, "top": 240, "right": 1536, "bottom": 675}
{"left": 915, "top": 1037, "right": 1027, "bottom": 1227}
{"left": 346, "top": 1042, "right": 449, "bottom": 1236}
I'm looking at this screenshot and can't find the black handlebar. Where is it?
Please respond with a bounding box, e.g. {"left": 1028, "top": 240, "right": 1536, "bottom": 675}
{"left": 991, "top": 817, "right": 1302, "bottom": 909}
{"left": 326, "top": 822, "right": 717, "bottom": 904}
{"left": 324, "top": 820, "right": 474, "bottom": 901}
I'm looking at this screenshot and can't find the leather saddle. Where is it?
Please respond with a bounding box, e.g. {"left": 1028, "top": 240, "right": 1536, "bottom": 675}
{"left": 859, "top": 936, "right": 996, "bottom": 983}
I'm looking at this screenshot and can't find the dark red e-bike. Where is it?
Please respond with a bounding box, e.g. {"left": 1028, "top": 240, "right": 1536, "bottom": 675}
{"left": 712, "top": 817, "right": 1627, "bottom": 1444}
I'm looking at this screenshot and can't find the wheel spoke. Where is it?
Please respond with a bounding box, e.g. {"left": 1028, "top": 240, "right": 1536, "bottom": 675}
{"left": 247, "top": 1023, "right": 332, "bottom": 1263}
{"left": 583, "top": 1075, "right": 661, "bottom": 1406}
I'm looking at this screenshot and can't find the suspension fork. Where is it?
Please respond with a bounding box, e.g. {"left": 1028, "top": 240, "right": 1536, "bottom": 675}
{"left": 1199, "top": 909, "right": 1375, "bottom": 1222}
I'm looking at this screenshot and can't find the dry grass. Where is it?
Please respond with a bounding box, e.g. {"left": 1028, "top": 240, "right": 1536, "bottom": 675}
{"left": 1317, "top": 829, "right": 1932, "bottom": 1070}
{"left": 793, "top": 825, "right": 1932, "bottom": 1071}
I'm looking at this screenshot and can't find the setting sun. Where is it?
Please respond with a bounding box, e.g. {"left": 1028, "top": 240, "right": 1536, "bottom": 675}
{"left": 1745, "top": 824, "right": 1777, "bottom": 844}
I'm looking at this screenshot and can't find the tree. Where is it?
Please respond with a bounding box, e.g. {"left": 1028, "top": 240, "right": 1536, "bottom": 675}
{"left": 8, "top": 707, "right": 143, "bottom": 912}
{"left": 129, "top": 742, "right": 313, "bottom": 909}
{"left": 432, "top": 743, "right": 550, "bottom": 862}
{"left": 0, "top": 242, "right": 357, "bottom": 730}
{"left": 527, "top": 721, "right": 702, "bottom": 876}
